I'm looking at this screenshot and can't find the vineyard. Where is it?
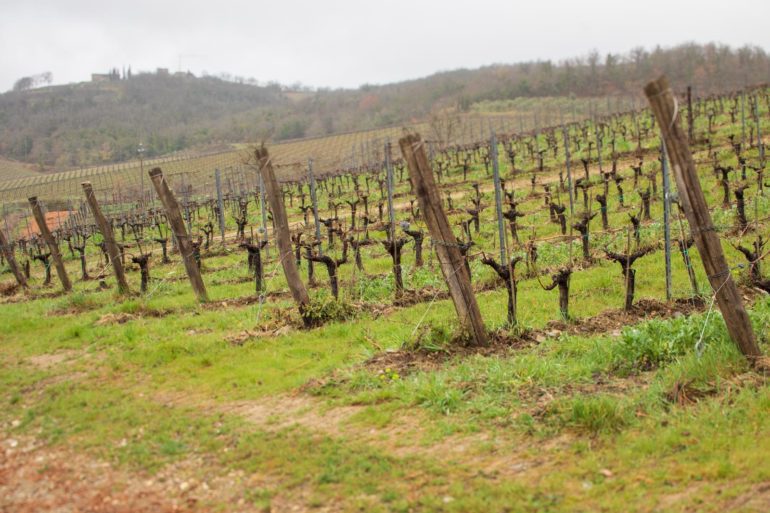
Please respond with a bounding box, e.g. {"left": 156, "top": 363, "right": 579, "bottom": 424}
{"left": 1, "top": 78, "right": 770, "bottom": 512}
{"left": 0, "top": 94, "right": 634, "bottom": 204}
{"left": 0, "top": 157, "right": 39, "bottom": 183}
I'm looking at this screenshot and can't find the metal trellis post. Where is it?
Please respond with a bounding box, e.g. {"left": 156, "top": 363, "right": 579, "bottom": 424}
{"left": 661, "top": 138, "right": 672, "bottom": 302}
{"left": 490, "top": 133, "right": 506, "bottom": 265}
{"left": 308, "top": 159, "right": 322, "bottom": 255}
{"left": 215, "top": 168, "right": 226, "bottom": 242}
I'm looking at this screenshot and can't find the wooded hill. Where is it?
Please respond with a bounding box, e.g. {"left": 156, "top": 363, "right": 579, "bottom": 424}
{"left": 1, "top": 42, "right": 768, "bottom": 172}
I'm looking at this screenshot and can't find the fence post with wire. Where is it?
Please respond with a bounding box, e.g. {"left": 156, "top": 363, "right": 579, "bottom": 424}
{"left": 645, "top": 75, "right": 762, "bottom": 363}
{"left": 399, "top": 132, "right": 487, "bottom": 346}
{"left": 148, "top": 167, "right": 208, "bottom": 303}
{"left": 82, "top": 181, "right": 131, "bottom": 294}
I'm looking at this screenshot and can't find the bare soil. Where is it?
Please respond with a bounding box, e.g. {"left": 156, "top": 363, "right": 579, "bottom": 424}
{"left": 0, "top": 436, "right": 195, "bottom": 513}
{"left": 0, "top": 434, "right": 326, "bottom": 513}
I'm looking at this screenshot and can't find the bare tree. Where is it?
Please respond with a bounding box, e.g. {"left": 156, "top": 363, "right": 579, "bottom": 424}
{"left": 428, "top": 109, "right": 460, "bottom": 150}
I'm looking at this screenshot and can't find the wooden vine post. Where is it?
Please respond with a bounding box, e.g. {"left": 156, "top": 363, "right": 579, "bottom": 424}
{"left": 82, "top": 182, "right": 130, "bottom": 294}
{"left": 255, "top": 146, "right": 313, "bottom": 327}
{"left": 399, "top": 133, "right": 487, "bottom": 346}
{"left": 0, "top": 227, "right": 27, "bottom": 288}
{"left": 148, "top": 167, "right": 208, "bottom": 302}
{"left": 28, "top": 196, "right": 71, "bottom": 292}
{"left": 644, "top": 76, "right": 762, "bottom": 362}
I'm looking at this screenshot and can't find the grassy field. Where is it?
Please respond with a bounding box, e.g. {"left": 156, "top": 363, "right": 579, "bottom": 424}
{"left": 0, "top": 156, "right": 40, "bottom": 182}
{"left": 1, "top": 95, "right": 770, "bottom": 512}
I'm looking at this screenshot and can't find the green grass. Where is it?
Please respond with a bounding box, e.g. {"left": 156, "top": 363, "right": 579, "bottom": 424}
{"left": 1, "top": 98, "right": 770, "bottom": 512}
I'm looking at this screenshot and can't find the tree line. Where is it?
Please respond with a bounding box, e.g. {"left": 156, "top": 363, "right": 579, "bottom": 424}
{"left": 1, "top": 42, "right": 768, "bottom": 171}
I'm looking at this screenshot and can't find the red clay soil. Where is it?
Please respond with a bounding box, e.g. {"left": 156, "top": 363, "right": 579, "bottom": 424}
{"left": 20, "top": 211, "right": 72, "bottom": 238}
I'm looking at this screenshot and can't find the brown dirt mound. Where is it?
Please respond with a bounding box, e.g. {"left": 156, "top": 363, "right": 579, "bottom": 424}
{"left": 225, "top": 325, "right": 292, "bottom": 346}
{"left": 391, "top": 279, "right": 507, "bottom": 308}
{"left": 392, "top": 287, "right": 448, "bottom": 307}
{"left": 94, "top": 313, "right": 137, "bottom": 326}
{"left": 202, "top": 295, "right": 264, "bottom": 310}
{"left": 0, "top": 290, "right": 65, "bottom": 305}
{"left": 0, "top": 282, "right": 20, "bottom": 297}
{"left": 545, "top": 297, "right": 707, "bottom": 336}
{"left": 360, "top": 330, "right": 538, "bottom": 376}
{"left": 666, "top": 371, "right": 767, "bottom": 406}
{"left": 360, "top": 298, "right": 709, "bottom": 376}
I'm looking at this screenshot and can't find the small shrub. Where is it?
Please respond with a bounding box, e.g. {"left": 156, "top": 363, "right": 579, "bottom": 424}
{"left": 402, "top": 323, "right": 453, "bottom": 353}
{"left": 303, "top": 291, "right": 355, "bottom": 326}
{"left": 612, "top": 313, "right": 729, "bottom": 372}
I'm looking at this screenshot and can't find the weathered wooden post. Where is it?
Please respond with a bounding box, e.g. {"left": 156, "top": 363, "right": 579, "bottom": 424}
{"left": 255, "top": 147, "right": 312, "bottom": 326}
{"left": 399, "top": 133, "right": 487, "bottom": 346}
{"left": 645, "top": 76, "right": 762, "bottom": 362}
{"left": 0, "top": 226, "right": 27, "bottom": 288}
{"left": 28, "top": 196, "right": 71, "bottom": 292}
{"left": 82, "top": 182, "right": 130, "bottom": 294}
{"left": 148, "top": 168, "right": 208, "bottom": 302}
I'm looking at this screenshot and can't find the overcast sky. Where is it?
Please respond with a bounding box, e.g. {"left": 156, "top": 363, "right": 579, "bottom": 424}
{"left": 1, "top": 0, "right": 769, "bottom": 92}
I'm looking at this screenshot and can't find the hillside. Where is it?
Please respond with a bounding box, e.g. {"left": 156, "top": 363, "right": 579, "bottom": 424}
{"left": 0, "top": 156, "right": 40, "bottom": 182}
{"left": 1, "top": 42, "right": 768, "bottom": 174}
{"left": 0, "top": 74, "right": 288, "bottom": 169}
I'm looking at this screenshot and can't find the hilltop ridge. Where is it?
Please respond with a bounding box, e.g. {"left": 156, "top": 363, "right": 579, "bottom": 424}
{"left": 1, "top": 42, "right": 768, "bottom": 174}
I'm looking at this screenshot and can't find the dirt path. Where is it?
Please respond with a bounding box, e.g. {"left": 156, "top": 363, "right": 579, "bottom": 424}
{"left": 0, "top": 434, "right": 337, "bottom": 513}
{"left": 1, "top": 436, "right": 195, "bottom": 513}
{"left": 157, "top": 391, "right": 547, "bottom": 471}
